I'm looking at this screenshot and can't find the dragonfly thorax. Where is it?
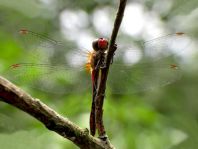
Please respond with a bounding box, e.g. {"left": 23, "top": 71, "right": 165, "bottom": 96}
{"left": 90, "top": 50, "right": 106, "bottom": 70}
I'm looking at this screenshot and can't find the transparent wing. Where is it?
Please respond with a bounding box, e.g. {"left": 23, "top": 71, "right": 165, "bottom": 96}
{"left": 9, "top": 29, "right": 191, "bottom": 94}
{"left": 116, "top": 32, "right": 191, "bottom": 63}
{"left": 107, "top": 33, "right": 191, "bottom": 94}
{"left": 14, "top": 29, "right": 58, "bottom": 63}
{"left": 108, "top": 58, "right": 181, "bottom": 94}
{"left": 143, "top": 32, "right": 191, "bottom": 59}
{"left": 5, "top": 29, "right": 92, "bottom": 94}
{"left": 17, "top": 29, "right": 62, "bottom": 48}
{"left": 15, "top": 28, "right": 90, "bottom": 64}
{"left": 4, "top": 63, "right": 91, "bottom": 94}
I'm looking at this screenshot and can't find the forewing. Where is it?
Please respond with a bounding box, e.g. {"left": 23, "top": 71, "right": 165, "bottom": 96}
{"left": 143, "top": 32, "right": 191, "bottom": 60}
{"left": 6, "top": 29, "right": 93, "bottom": 94}
{"left": 116, "top": 33, "right": 191, "bottom": 63}
{"left": 107, "top": 33, "right": 191, "bottom": 94}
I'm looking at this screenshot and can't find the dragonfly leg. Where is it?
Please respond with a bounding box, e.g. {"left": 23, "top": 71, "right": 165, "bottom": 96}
{"left": 95, "top": 60, "right": 101, "bottom": 70}
{"left": 99, "top": 58, "right": 107, "bottom": 69}
{"left": 100, "top": 43, "right": 117, "bottom": 68}
{"left": 98, "top": 92, "right": 105, "bottom": 97}
{"left": 110, "top": 52, "right": 115, "bottom": 64}
{"left": 95, "top": 59, "right": 106, "bottom": 70}
{"left": 111, "top": 43, "right": 117, "bottom": 64}
{"left": 100, "top": 63, "right": 106, "bottom": 69}
{"left": 93, "top": 85, "right": 98, "bottom": 94}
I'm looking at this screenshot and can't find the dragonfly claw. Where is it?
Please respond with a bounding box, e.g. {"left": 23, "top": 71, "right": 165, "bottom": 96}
{"left": 110, "top": 43, "right": 117, "bottom": 65}
{"left": 99, "top": 64, "right": 107, "bottom": 69}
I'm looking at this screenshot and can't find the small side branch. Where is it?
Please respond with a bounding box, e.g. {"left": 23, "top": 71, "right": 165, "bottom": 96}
{"left": 0, "top": 76, "right": 115, "bottom": 149}
{"left": 95, "top": 0, "right": 127, "bottom": 137}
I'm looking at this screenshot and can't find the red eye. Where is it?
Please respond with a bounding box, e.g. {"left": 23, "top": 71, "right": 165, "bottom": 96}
{"left": 98, "top": 38, "right": 108, "bottom": 50}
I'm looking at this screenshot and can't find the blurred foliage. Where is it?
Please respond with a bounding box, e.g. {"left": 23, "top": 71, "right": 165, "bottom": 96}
{"left": 0, "top": 0, "right": 198, "bottom": 149}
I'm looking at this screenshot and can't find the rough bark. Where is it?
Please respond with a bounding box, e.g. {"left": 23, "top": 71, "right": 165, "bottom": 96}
{"left": 0, "top": 76, "right": 114, "bottom": 149}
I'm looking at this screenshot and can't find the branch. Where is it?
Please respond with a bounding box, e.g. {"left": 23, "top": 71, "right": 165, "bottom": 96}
{"left": 0, "top": 76, "right": 115, "bottom": 149}
{"left": 95, "top": 0, "right": 127, "bottom": 137}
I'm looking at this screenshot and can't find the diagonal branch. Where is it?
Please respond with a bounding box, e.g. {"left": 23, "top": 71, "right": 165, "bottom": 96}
{"left": 0, "top": 76, "right": 115, "bottom": 149}
{"left": 95, "top": 0, "right": 127, "bottom": 137}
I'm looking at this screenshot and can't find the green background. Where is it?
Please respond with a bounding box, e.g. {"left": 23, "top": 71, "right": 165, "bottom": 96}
{"left": 0, "top": 0, "right": 198, "bottom": 149}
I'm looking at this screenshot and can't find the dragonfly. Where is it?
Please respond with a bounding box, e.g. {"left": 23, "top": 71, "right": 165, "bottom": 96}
{"left": 5, "top": 29, "right": 192, "bottom": 95}
{"left": 6, "top": 29, "right": 191, "bottom": 94}
{"left": 4, "top": 29, "right": 190, "bottom": 135}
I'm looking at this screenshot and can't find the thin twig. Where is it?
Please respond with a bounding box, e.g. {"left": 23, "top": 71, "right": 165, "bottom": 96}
{"left": 95, "top": 0, "right": 127, "bottom": 137}
{"left": 0, "top": 76, "right": 115, "bottom": 149}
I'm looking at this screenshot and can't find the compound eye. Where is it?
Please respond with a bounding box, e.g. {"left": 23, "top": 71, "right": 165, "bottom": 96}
{"left": 92, "top": 39, "right": 99, "bottom": 51}
{"left": 98, "top": 38, "right": 108, "bottom": 50}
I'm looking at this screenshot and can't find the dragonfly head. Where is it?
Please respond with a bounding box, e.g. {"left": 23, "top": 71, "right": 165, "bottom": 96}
{"left": 92, "top": 38, "right": 108, "bottom": 52}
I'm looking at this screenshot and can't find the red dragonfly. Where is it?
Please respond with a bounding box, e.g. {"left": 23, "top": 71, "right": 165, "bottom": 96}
{"left": 5, "top": 29, "right": 191, "bottom": 136}
{"left": 6, "top": 29, "right": 191, "bottom": 95}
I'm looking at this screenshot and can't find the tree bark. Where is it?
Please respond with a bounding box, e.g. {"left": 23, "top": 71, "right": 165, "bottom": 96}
{"left": 0, "top": 76, "right": 114, "bottom": 149}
